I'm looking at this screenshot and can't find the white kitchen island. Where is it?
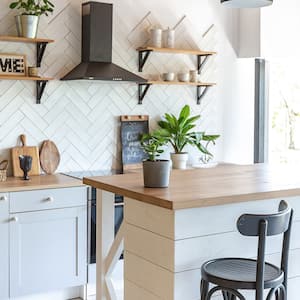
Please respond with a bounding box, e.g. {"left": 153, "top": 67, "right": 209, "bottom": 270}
{"left": 83, "top": 164, "right": 300, "bottom": 300}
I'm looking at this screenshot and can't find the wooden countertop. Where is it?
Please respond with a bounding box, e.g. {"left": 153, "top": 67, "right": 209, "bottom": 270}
{"left": 0, "top": 174, "right": 83, "bottom": 193}
{"left": 83, "top": 163, "right": 300, "bottom": 210}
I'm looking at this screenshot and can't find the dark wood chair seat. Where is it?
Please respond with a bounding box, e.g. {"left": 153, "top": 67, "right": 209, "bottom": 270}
{"left": 202, "top": 258, "right": 283, "bottom": 290}
{"left": 200, "top": 200, "right": 293, "bottom": 300}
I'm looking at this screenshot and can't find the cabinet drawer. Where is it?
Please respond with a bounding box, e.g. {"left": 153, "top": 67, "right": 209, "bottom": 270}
{"left": 10, "top": 187, "right": 87, "bottom": 213}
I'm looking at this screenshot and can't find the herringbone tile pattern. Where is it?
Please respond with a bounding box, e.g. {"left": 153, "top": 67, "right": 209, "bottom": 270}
{"left": 0, "top": 0, "right": 220, "bottom": 174}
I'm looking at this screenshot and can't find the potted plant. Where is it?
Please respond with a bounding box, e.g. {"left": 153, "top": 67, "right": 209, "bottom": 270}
{"left": 140, "top": 130, "right": 170, "bottom": 188}
{"left": 9, "top": 0, "right": 54, "bottom": 38}
{"left": 158, "top": 105, "right": 220, "bottom": 169}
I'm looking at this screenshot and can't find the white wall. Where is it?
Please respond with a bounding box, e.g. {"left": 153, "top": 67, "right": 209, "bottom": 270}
{"left": 0, "top": 0, "right": 254, "bottom": 173}
{"left": 261, "top": 0, "right": 300, "bottom": 58}
{"left": 239, "top": 8, "right": 261, "bottom": 58}
{"left": 222, "top": 58, "right": 256, "bottom": 164}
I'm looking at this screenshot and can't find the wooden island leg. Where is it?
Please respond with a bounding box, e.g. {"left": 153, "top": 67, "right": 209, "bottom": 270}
{"left": 96, "top": 190, "right": 125, "bottom": 300}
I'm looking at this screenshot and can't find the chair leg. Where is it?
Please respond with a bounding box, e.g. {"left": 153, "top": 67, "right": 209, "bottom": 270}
{"left": 222, "top": 291, "right": 229, "bottom": 300}
{"left": 280, "top": 285, "right": 287, "bottom": 300}
{"left": 275, "top": 290, "right": 280, "bottom": 300}
{"left": 207, "top": 286, "right": 245, "bottom": 300}
{"left": 200, "top": 279, "right": 209, "bottom": 300}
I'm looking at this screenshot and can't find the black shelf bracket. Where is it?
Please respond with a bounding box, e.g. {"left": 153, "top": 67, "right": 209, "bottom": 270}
{"left": 36, "top": 80, "right": 48, "bottom": 104}
{"left": 197, "top": 86, "right": 210, "bottom": 105}
{"left": 197, "top": 55, "right": 211, "bottom": 74}
{"left": 138, "top": 50, "right": 152, "bottom": 72}
{"left": 36, "top": 42, "right": 49, "bottom": 67}
{"left": 138, "top": 83, "right": 152, "bottom": 104}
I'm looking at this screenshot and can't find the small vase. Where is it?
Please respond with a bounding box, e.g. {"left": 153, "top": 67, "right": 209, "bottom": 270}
{"left": 171, "top": 153, "right": 188, "bottom": 169}
{"left": 20, "top": 15, "right": 40, "bottom": 38}
{"left": 143, "top": 160, "right": 170, "bottom": 188}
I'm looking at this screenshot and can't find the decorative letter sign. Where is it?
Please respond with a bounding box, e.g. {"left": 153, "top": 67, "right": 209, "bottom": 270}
{"left": 0, "top": 54, "right": 26, "bottom": 76}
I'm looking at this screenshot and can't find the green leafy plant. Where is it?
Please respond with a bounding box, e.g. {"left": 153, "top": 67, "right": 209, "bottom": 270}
{"left": 9, "top": 0, "right": 54, "bottom": 16}
{"left": 158, "top": 105, "right": 220, "bottom": 158}
{"left": 140, "top": 130, "right": 168, "bottom": 162}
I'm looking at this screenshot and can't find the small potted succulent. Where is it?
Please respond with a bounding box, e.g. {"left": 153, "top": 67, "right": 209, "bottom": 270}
{"left": 9, "top": 0, "right": 55, "bottom": 38}
{"left": 140, "top": 130, "right": 170, "bottom": 188}
{"left": 158, "top": 105, "right": 220, "bottom": 169}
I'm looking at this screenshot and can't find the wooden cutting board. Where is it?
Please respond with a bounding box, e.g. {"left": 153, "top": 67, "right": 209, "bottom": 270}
{"left": 11, "top": 134, "right": 40, "bottom": 177}
{"left": 39, "top": 140, "right": 60, "bottom": 174}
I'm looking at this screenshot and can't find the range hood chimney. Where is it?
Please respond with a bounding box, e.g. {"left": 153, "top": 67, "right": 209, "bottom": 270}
{"left": 61, "top": 2, "right": 145, "bottom": 83}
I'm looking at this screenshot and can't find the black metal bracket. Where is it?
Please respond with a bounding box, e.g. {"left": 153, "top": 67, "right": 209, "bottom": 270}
{"left": 138, "top": 50, "right": 152, "bottom": 72}
{"left": 138, "top": 83, "right": 152, "bottom": 104}
{"left": 36, "top": 80, "right": 48, "bottom": 104}
{"left": 36, "top": 42, "right": 49, "bottom": 67}
{"left": 197, "top": 55, "right": 211, "bottom": 74}
{"left": 197, "top": 86, "right": 210, "bottom": 105}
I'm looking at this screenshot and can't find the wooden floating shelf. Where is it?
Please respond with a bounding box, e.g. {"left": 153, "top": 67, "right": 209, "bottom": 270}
{"left": 0, "top": 35, "right": 55, "bottom": 103}
{"left": 0, "top": 36, "right": 54, "bottom": 44}
{"left": 0, "top": 76, "right": 53, "bottom": 104}
{"left": 137, "top": 46, "right": 216, "bottom": 56}
{"left": 137, "top": 46, "right": 216, "bottom": 75}
{"left": 147, "top": 81, "right": 216, "bottom": 86}
{"left": 0, "top": 76, "right": 53, "bottom": 81}
{"left": 138, "top": 81, "right": 216, "bottom": 105}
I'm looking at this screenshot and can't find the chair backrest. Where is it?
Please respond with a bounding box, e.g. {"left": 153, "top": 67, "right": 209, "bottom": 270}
{"left": 236, "top": 200, "right": 293, "bottom": 300}
{"left": 237, "top": 200, "right": 292, "bottom": 237}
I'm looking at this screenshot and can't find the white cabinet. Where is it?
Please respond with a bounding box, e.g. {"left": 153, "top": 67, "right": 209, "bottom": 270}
{"left": 9, "top": 187, "right": 87, "bottom": 297}
{"left": 0, "top": 194, "right": 9, "bottom": 300}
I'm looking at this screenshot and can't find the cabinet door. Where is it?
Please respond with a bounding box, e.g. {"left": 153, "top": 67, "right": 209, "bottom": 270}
{"left": 10, "top": 206, "right": 87, "bottom": 297}
{"left": 0, "top": 194, "right": 9, "bottom": 300}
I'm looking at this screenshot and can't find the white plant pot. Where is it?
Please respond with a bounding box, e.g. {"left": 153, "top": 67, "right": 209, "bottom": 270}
{"left": 171, "top": 153, "right": 188, "bottom": 169}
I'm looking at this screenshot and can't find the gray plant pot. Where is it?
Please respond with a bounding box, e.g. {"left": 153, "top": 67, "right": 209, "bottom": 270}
{"left": 15, "top": 15, "right": 23, "bottom": 37}
{"left": 20, "top": 15, "right": 40, "bottom": 38}
{"left": 143, "top": 160, "right": 170, "bottom": 188}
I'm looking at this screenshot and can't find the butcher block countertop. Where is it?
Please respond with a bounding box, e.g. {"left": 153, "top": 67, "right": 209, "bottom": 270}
{"left": 0, "top": 174, "right": 83, "bottom": 192}
{"left": 83, "top": 163, "right": 300, "bottom": 210}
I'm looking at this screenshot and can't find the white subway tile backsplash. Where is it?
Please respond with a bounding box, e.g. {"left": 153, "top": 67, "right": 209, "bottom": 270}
{"left": 0, "top": 0, "right": 227, "bottom": 173}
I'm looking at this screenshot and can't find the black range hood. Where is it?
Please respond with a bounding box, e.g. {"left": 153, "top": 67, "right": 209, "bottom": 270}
{"left": 61, "top": 2, "right": 145, "bottom": 83}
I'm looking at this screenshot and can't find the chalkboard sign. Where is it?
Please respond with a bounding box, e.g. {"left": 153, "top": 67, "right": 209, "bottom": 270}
{"left": 120, "top": 115, "right": 149, "bottom": 171}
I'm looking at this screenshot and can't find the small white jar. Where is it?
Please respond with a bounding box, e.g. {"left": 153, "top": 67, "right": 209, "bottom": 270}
{"left": 163, "top": 28, "right": 175, "bottom": 48}
{"left": 149, "top": 28, "right": 162, "bottom": 48}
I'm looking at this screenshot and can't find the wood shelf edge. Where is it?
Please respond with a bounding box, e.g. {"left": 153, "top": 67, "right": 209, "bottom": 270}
{"left": 0, "top": 75, "right": 54, "bottom": 81}
{"left": 146, "top": 80, "right": 216, "bottom": 86}
{"left": 0, "top": 35, "right": 54, "bottom": 44}
{"left": 137, "top": 46, "right": 216, "bottom": 55}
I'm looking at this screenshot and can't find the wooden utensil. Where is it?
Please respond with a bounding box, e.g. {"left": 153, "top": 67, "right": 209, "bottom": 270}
{"left": 11, "top": 134, "right": 40, "bottom": 177}
{"left": 39, "top": 140, "right": 60, "bottom": 174}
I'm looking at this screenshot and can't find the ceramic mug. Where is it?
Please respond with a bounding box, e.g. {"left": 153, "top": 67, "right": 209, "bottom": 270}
{"left": 28, "top": 66, "right": 39, "bottom": 77}
{"left": 162, "top": 72, "right": 175, "bottom": 81}
{"left": 178, "top": 72, "right": 190, "bottom": 82}
{"left": 190, "top": 70, "right": 198, "bottom": 82}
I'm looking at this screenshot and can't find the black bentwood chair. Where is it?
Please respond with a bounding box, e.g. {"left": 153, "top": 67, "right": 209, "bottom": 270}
{"left": 200, "top": 200, "right": 293, "bottom": 300}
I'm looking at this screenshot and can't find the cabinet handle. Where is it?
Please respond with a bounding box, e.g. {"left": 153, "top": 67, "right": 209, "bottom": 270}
{"left": 0, "top": 196, "right": 7, "bottom": 202}
{"left": 11, "top": 217, "right": 18, "bottom": 223}
{"left": 45, "top": 197, "right": 54, "bottom": 202}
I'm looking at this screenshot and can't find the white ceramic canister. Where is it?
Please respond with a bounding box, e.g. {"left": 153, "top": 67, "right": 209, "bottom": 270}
{"left": 163, "top": 28, "right": 175, "bottom": 48}
{"left": 190, "top": 70, "right": 198, "bottom": 82}
{"left": 149, "top": 28, "right": 163, "bottom": 48}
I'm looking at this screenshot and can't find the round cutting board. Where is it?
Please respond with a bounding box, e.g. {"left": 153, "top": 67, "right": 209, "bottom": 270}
{"left": 40, "top": 140, "right": 60, "bottom": 174}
